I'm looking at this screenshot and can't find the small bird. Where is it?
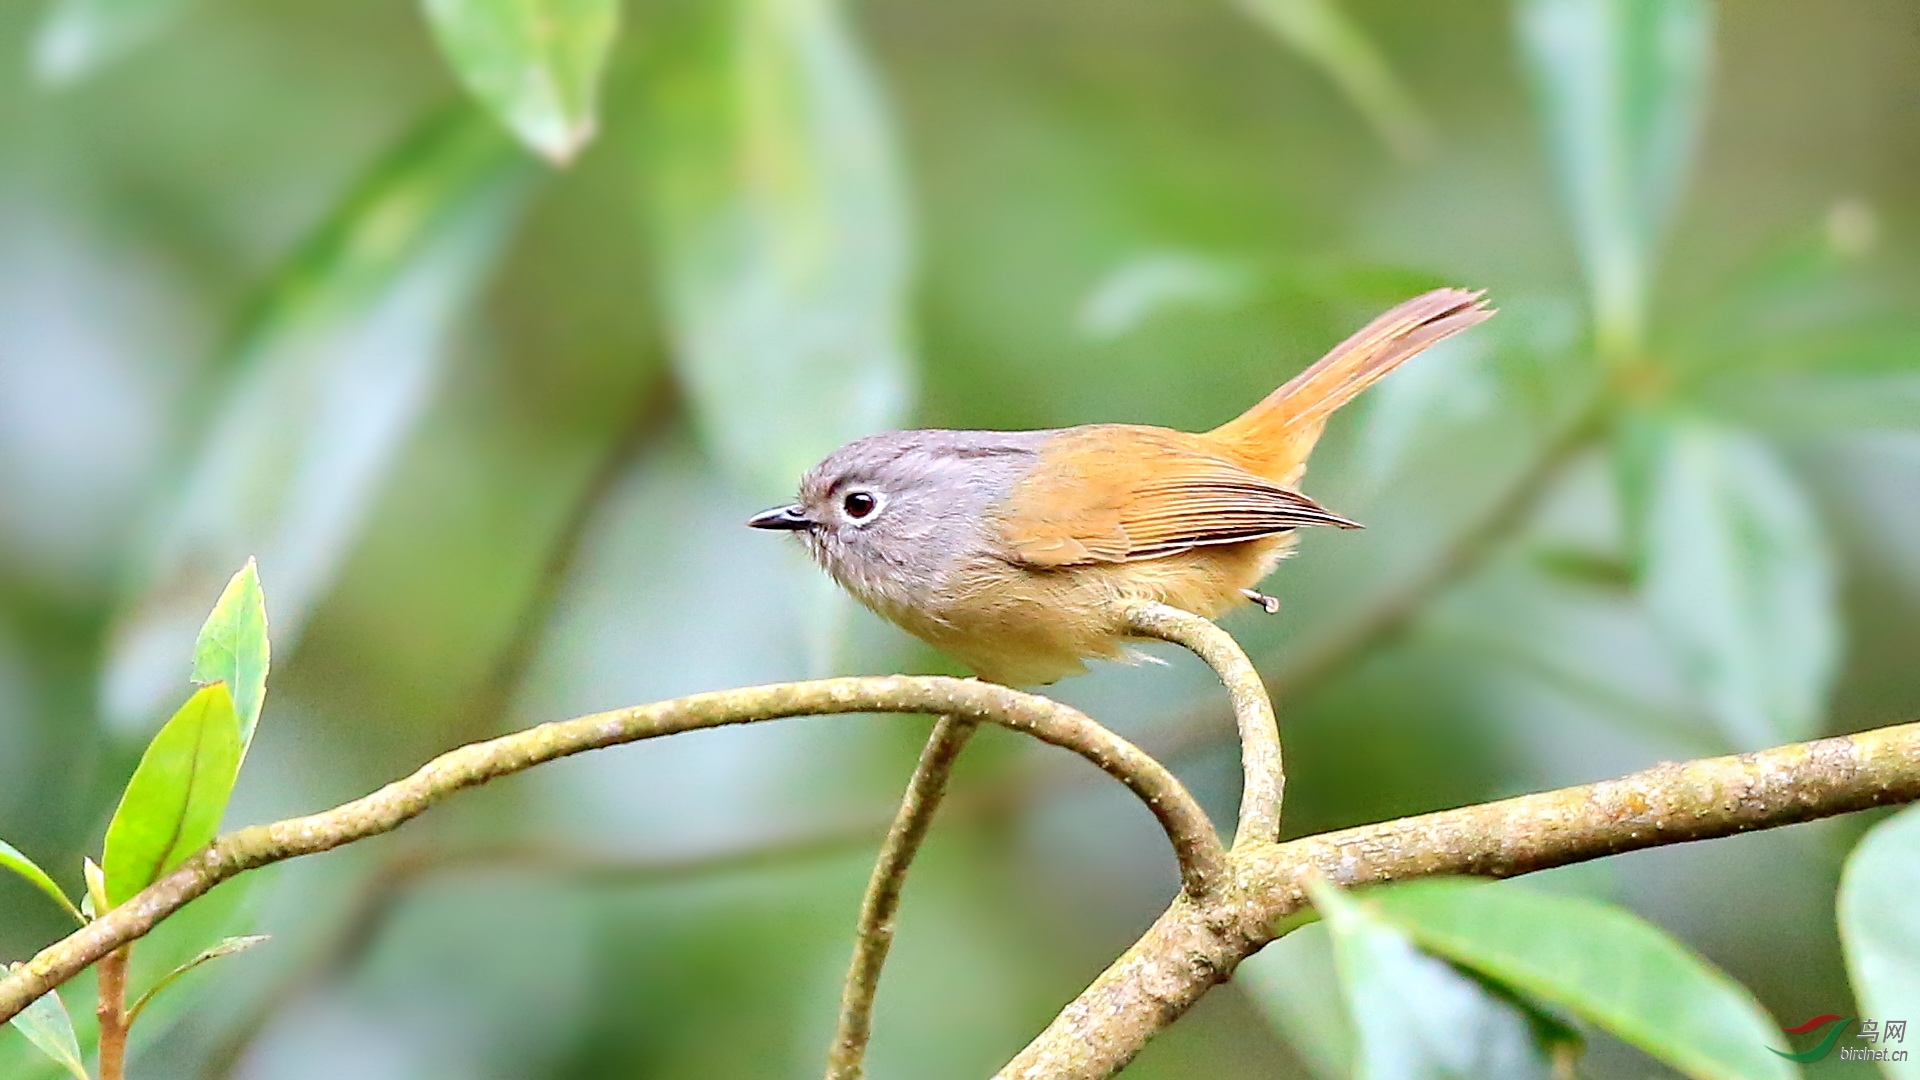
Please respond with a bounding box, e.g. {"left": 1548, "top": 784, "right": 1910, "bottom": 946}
{"left": 749, "top": 288, "right": 1493, "bottom": 686}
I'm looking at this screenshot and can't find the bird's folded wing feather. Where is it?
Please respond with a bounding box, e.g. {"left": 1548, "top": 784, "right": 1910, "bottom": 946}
{"left": 994, "top": 430, "right": 1357, "bottom": 568}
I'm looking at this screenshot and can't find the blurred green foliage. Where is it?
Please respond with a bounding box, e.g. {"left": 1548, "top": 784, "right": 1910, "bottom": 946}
{"left": 0, "top": 0, "right": 1917, "bottom": 1076}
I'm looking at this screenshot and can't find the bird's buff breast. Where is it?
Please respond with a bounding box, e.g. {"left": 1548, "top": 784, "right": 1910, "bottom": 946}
{"left": 871, "top": 535, "right": 1295, "bottom": 686}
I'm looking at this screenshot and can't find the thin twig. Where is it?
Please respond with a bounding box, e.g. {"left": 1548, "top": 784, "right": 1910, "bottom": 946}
{"left": 0, "top": 675, "right": 1227, "bottom": 1024}
{"left": 201, "top": 823, "right": 918, "bottom": 1080}
{"left": 95, "top": 946, "right": 129, "bottom": 1080}
{"left": 445, "top": 372, "right": 675, "bottom": 747}
{"left": 1268, "top": 400, "right": 1607, "bottom": 703}
{"left": 826, "top": 716, "right": 980, "bottom": 1080}
{"left": 200, "top": 747, "right": 1091, "bottom": 1080}
{"left": 1124, "top": 602, "right": 1282, "bottom": 847}
{"left": 996, "top": 718, "right": 1920, "bottom": 1080}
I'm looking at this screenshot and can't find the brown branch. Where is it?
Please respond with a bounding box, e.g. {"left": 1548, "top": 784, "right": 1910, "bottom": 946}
{"left": 1124, "top": 602, "right": 1282, "bottom": 846}
{"left": 201, "top": 746, "right": 1098, "bottom": 1080}
{"left": 14, "top": 628, "right": 1914, "bottom": 1080}
{"left": 95, "top": 946, "right": 129, "bottom": 1080}
{"left": 0, "top": 676, "right": 1227, "bottom": 1025}
{"left": 995, "top": 719, "right": 1920, "bottom": 1079}
{"left": 201, "top": 825, "right": 912, "bottom": 1080}
{"left": 829, "top": 601, "right": 1279, "bottom": 1078}
{"left": 826, "top": 716, "right": 980, "bottom": 1080}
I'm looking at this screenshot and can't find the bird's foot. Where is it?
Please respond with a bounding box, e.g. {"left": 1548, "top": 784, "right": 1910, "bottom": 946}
{"left": 1241, "top": 588, "right": 1281, "bottom": 614}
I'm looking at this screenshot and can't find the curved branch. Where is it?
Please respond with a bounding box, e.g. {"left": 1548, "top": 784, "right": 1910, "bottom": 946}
{"left": 828, "top": 601, "right": 1275, "bottom": 1079}
{"left": 996, "top": 719, "right": 1920, "bottom": 1080}
{"left": 1124, "top": 601, "right": 1282, "bottom": 846}
{"left": 827, "top": 716, "right": 980, "bottom": 1080}
{"left": 0, "top": 676, "right": 1226, "bottom": 1024}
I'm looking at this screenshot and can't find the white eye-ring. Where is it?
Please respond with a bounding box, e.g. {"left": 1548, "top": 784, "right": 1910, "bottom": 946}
{"left": 840, "top": 489, "right": 882, "bottom": 524}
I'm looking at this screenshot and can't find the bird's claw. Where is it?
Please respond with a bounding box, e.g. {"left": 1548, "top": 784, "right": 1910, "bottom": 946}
{"left": 1241, "top": 588, "right": 1281, "bottom": 614}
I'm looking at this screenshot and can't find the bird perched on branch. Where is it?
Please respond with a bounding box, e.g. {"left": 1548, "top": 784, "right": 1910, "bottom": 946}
{"left": 749, "top": 287, "right": 1494, "bottom": 686}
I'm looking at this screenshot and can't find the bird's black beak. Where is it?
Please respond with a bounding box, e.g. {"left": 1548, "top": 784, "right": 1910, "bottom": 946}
{"left": 746, "top": 504, "right": 814, "bottom": 531}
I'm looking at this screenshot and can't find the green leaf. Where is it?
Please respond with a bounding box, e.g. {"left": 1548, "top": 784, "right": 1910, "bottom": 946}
{"left": 1356, "top": 333, "right": 1496, "bottom": 488}
{"left": 1531, "top": 545, "right": 1636, "bottom": 591}
{"left": 1238, "top": 922, "right": 1354, "bottom": 1080}
{"left": 1307, "top": 879, "right": 1561, "bottom": 1080}
{"left": 103, "top": 111, "right": 541, "bottom": 732}
{"left": 421, "top": 0, "right": 620, "bottom": 164}
{"left": 1838, "top": 805, "right": 1920, "bottom": 1080}
{"left": 1633, "top": 416, "right": 1840, "bottom": 748}
{"left": 638, "top": 0, "right": 915, "bottom": 502}
{"left": 1699, "top": 373, "right": 1920, "bottom": 435}
{"left": 2, "top": 975, "right": 88, "bottom": 1080}
{"left": 1517, "top": 0, "right": 1713, "bottom": 356}
{"left": 101, "top": 683, "right": 243, "bottom": 907}
{"left": 30, "top": 0, "right": 195, "bottom": 86}
{"left": 0, "top": 841, "right": 83, "bottom": 925}
{"left": 82, "top": 857, "right": 107, "bottom": 918}
{"left": 1074, "top": 251, "right": 1259, "bottom": 342}
{"left": 189, "top": 558, "right": 270, "bottom": 756}
{"left": 126, "top": 874, "right": 259, "bottom": 1046}
{"left": 1234, "top": 0, "right": 1432, "bottom": 159}
{"left": 1689, "top": 322, "right": 1920, "bottom": 433}
{"left": 1364, "top": 878, "right": 1796, "bottom": 1080}
{"left": 126, "top": 934, "right": 270, "bottom": 1026}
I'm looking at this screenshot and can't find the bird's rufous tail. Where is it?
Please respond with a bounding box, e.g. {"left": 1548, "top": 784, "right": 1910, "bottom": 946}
{"left": 1207, "top": 287, "right": 1494, "bottom": 483}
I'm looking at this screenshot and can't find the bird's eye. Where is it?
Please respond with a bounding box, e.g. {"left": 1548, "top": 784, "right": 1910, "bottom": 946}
{"left": 842, "top": 491, "right": 878, "bottom": 520}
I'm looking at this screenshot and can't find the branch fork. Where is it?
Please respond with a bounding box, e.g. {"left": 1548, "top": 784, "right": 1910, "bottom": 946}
{"left": 826, "top": 600, "right": 1285, "bottom": 1079}
{"left": 0, "top": 609, "right": 1916, "bottom": 1080}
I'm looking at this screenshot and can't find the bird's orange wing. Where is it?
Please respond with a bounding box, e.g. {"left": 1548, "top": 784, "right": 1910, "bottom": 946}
{"left": 994, "top": 426, "right": 1357, "bottom": 568}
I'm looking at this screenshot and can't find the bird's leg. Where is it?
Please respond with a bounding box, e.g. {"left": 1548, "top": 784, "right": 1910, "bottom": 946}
{"left": 1241, "top": 588, "right": 1281, "bottom": 614}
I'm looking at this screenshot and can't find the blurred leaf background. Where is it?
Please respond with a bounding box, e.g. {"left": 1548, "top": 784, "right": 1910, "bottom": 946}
{"left": 0, "top": 0, "right": 1916, "bottom": 1076}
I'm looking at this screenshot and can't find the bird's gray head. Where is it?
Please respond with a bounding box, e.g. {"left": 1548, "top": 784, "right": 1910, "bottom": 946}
{"left": 746, "top": 429, "right": 1050, "bottom": 617}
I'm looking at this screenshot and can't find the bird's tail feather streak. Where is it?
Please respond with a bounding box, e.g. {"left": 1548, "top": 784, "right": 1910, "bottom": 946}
{"left": 1209, "top": 287, "right": 1494, "bottom": 481}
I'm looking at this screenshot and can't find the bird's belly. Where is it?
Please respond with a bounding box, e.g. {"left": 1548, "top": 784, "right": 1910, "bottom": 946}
{"left": 890, "top": 536, "right": 1295, "bottom": 686}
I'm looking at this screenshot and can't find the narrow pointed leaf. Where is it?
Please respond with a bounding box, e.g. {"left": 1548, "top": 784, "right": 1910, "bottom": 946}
{"left": 102, "top": 683, "right": 242, "bottom": 906}
{"left": 1517, "top": 0, "right": 1712, "bottom": 353}
{"left": 1234, "top": 0, "right": 1431, "bottom": 158}
{"left": 189, "top": 558, "right": 270, "bottom": 755}
{"left": 103, "top": 112, "right": 540, "bottom": 731}
{"left": 0, "top": 841, "right": 82, "bottom": 925}
{"left": 421, "top": 0, "right": 620, "bottom": 164}
{"left": 1838, "top": 805, "right": 1920, "bottom": 1080}
{"left": 1365, "top": 878, "right": 1796, "bottom": 1080}
{"left": 125, "top": 875, "right": 260, "bottom": 1046}
{"left": 30, "top": 0, "right": 195, "bottom": 86}
{"left": 1634, "top": 417, "right": 1839, "bottom": 748}
{"left": 1308, "top": 879, "right": 1559, "bottom": 1080}
{"left": 126, "top": 934, "right": 270, "bottom": 1025}
{"left": 82, "top": 857, "right": 107, "bottom": 917}
{"left": 639, "top": 0, "right": 915, "bottom": 502}
{"left": 2, "top": 976, "right": 88, "bottom": 1080}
